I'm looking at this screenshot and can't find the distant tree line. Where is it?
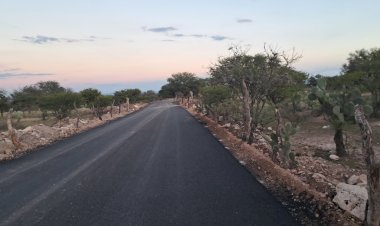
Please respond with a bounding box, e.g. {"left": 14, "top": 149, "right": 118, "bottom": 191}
{"left": 0, "top": 81, "right": 158, "bottom": 122}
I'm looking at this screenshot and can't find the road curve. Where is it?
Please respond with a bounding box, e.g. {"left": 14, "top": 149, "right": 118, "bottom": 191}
{"left": 0, "top": 100, "right": 298, "bottom": 226}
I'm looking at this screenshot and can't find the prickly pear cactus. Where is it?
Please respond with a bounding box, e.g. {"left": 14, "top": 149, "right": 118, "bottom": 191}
{"left": 270, "top": 121, "right": 298, "bottom": 168}
{"left": 308, "top": 77, "right": 373, "bottom": 156}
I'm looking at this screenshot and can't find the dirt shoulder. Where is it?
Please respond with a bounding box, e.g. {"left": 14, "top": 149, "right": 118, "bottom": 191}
{"left": 0, "top": 103, "right": 147, "bottom": 162}
{"left": 185, "top": 106, "right": 363, "bottom": 226}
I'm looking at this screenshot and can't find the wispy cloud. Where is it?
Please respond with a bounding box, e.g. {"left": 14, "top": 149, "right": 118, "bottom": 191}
{"left": 237, "top": 18, "right": 253, "bottom": 23}
{"left": 17, "top": 35, "right": 100, "bottom": 44}
{"left": 0, "top": 68, "right": 53, "bottom": 79}
{"left": 173, "top": 33, "right": 185, "bottom": 37}
{"left": 142, "top": 26, "right": 231, "bottom": 41}
{"left": 145, "top": 26, "right": 177, "bottom": 33}
{"left": 189, "top": 34, "right": 206, "bottom": 38}
{"left": 210, "top": 35, "right": 231, "bottom": 41}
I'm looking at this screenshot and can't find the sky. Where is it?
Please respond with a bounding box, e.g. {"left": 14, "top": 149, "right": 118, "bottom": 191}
{"left": 0, "top": 0, "right": 379, "bottom": 94}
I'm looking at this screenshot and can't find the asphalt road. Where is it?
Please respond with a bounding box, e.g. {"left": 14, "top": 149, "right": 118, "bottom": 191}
{"left": 0, "top": 100, "right": 298, "bottom": 226}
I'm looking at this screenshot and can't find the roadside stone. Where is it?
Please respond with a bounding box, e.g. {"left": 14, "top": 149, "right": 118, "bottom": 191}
{"left": 232, "top": 124, "right": 240, "bottom": 130}
{"left": 22, "top": 126, "right": 33, "bottom": 133}
{"left": 333, "top": 183, "right": 368, "bottom": 220}
{"left": 347, "top": 174, "right": 367, "bottom": 185}
{"left": 347, "top": 175, "right": 359, "bottom": 185}
{"left": 312, "top": 173, "right": 327, "bottom": 183}
{"left": 0, "top": 153, "right": 8, "bottom": 160}
{"left": 358, "top": 174, "right": 367, "bottom": 185}
{"left": 329, "top": 154, "right": 340, "bottom": 161}
{"left": 223, "top": 123, "right": 231, "bottom": 128}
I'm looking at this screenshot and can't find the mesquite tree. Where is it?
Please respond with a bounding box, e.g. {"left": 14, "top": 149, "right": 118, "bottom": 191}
{"left": 210, "top": 46, "right": 300, "bottom": 143}
{"left": 39, "top": 92, "right": 82, "bottom": 126}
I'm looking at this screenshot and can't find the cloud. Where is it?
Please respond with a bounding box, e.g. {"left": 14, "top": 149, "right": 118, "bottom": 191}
{"left": 145, "top": 26, "right": 177, "bottom": 33}
{"left": 189, "top": 34, "right": 206, "bottom": 38}
{"left": 142, "top": 26, "right": 231, "bottom": 41}
{"left": 17, "top": 35, "right": 99, "bottom": 44}
{"left": 0, "top": 68, "right": 53, "bottom": 79}
{"left": 210, "top": 35, "right": 230, "bottom": 41}
{"left": 237, "top": 18, "right": 253, "bottom": 23}
{"left": 171, "top": 33, "right": 206, "bottom": 38}
{"left": 20, "top": 35, "right": 59, "bottom": 44}
{"left": 173, "top": 33, "right": 185, "bottom": 37}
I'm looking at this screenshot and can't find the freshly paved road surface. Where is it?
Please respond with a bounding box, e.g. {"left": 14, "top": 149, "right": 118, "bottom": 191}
{"left": 0, "top": 100, "right": 298, "bottom": 226}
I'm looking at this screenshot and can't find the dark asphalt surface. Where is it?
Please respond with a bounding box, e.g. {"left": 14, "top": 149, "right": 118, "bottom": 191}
{"left": 0, "top": 100, "right": 298, "bottom": 226}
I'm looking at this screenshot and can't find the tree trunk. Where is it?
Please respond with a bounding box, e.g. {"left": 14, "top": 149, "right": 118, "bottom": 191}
{"left": 118, "top": 104, "right": 121, "bottom": 114}
{"left": 241, "top": 78, "right": 252, "bottom": 142}
{"left": 334, "top": 128, "right": 347, "bottom": 156}
{"left": 91, "top": 103, "right": 95, "bottom": 118}
{"left": 355, "top": 105, "right": 380, "bottom": 226}
{"left": 275, "top": 107, "right": 288, "bottom": 166}
{"left": 110, "top": 99, "right": 115, "bottom": 118}
{"left": 126, "top": 98, "right": 130, "bottom": 112}
{"left": 372, "top": 91, "right": 378, "bottom": 118}
{"left": 7, "top": 109, "right": 21, "bottom": 150}
{"left": 73, "top": 101, "right": 80, "bottom": 128}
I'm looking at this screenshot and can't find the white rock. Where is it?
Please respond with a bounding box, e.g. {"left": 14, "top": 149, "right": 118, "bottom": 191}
{"left": 358, "top": 174, "right": 367, "bottom": 185}
{"left": 348, "top": 175, "right": 359, "bottom": 185}
{"left": 79, "top": 119, "right": 88, "bottom": 124}
{"left": 232, "top": 124, "right": 240, "bottom": 130}
{"left": 322, "top": 125, "right": 330, "bottom": 129}
{"left": 0, "top": 153, "right": 8, "bottom": 160}
{"left": 267, "top": 127, "right": 273, "bottom": 131}
{"left": 223, "top": 123, "right": 231, "bottom": 128}
{"left": 22, "top": 126, "right": 33, "bottom": 133}
{"left": 329, "top": 154, "right": 340, "bottom": 161}
{"left": 333, "top": 183, "right": 368, "bottom": 220}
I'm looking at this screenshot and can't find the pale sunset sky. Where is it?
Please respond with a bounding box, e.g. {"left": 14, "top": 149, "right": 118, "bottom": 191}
{"left": 0, "top": 0, "right": 379, "bottom": 93}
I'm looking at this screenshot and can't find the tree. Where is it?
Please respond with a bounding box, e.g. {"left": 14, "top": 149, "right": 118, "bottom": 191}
{"left": 0, "top": 89, "right": 9, "bottom": 117}
{"left": 80, "top": 88, "right": 101, "bottom": 117}
{"left": 10, "top": 81, "right": 66, "bottom": 117}
{"left": 159, "top": 84, "right": 176, "bottom": 98}
{"left": 36, "top": 81, "right": 66, "bottom": 94}
{"left": 94, "top": 95, "right": 113, "bottom": 120}
{"left": 342, "top": 48, "right": 380, "bottom": 117}
{"left": 11, "top": 85, "right": 40, "bottom": 114}
{"left": 80, "top": 88, "right": 101, "bottom": 107}
{"left": 209, "top": 48, "right": 256, "bottom": 141}
{"left": 39, "top": 91, "right": 81, "bottom": 124}
{"left": 124, "top": 89, "right": 141, "bottom": 103}
{"left": 210, "top": 46, "right": 300, "bottom": 144}
{"left": 200, "top": 85, "right": 232, "bottom": 119}
{"left": 140, "top": 90, "right": 157, "bottom": 102}
{"left": 114, "top": 90, "right": 128, "bottom": 113}
{"left": 165, "top": 72, "right": 201, "bottom": 101}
